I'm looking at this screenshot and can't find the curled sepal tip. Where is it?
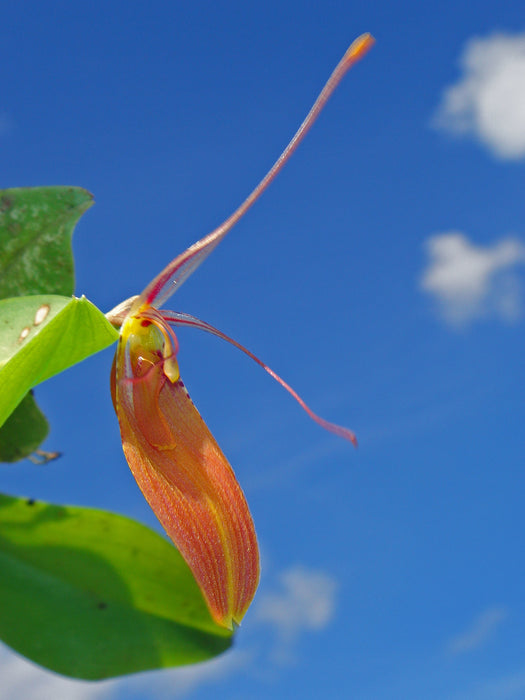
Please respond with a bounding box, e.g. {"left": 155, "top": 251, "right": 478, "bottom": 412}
{"left": 111, "top": 312, "right": 259, "bottom": 629}
{"left": 344, "top": 33, "right": 375, "bottom": 65}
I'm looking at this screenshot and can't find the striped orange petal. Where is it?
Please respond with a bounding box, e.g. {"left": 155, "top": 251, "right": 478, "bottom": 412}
{"left": 111, "top": 310, "right": 259, "bottom": 629}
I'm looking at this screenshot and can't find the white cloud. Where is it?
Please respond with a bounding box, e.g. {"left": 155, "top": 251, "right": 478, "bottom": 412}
{"left": 433, "top": 32, "right": 525, "bottom": 159}
{"left": 420, "top": 231, "right": 525, "bottom": 325}
{"left": 112, "top": 650, "right": 252, "bottom": 700}
{"left": 0, "top": 645, "right": 111, "bottom": 700}
{"left": 447, "top": 606, "right": 508, "bottom": 655}
{"left": 0, "top": 643, "right": 248, "bottom": 700}
{"left": 254, "top": 565, "right": 337, "bottom": 664}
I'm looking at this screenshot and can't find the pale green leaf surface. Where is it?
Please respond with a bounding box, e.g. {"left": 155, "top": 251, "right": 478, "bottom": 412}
{"left": 0, "top": 295, "right": 118, "bottom": 427}
{"left": 0, "top": 494, "right": 232, "bottom": 679}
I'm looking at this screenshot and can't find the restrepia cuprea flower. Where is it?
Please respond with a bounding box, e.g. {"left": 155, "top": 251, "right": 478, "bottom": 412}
{"left": 107, "top": 34, "right": 374, "bottom": 630}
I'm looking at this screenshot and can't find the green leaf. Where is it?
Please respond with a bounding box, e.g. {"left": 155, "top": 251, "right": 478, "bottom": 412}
{"left": 0, "top": 392, "right": 49, "bottom": 462}
{"left": 0, "top": 493, "right": 232, "bottom": 679}
{"left": 0, "top": 186, "right": 93, "bottom": 299}
{"left": 0, "top": 187, "right": 94, "bottom": 456}
{"left": 0, "top": 295, "right": 118, "bottom": 428}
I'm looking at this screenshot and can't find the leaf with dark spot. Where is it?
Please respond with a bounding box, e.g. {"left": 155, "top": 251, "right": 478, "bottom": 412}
{"left": 0, "top": 493, "right": 232, "bottom": 679}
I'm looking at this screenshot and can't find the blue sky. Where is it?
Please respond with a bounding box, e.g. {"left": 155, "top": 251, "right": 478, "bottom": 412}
{"left": 2, "top": 1, "right": 525, "bottom": 699}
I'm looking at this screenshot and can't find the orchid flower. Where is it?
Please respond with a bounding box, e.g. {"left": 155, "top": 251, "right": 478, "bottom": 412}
{"left": 107, "top": 34, "right": 374, "bottom": 630}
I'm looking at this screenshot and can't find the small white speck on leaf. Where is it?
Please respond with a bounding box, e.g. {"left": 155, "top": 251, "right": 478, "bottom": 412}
{"left": 18, "top": 326, "right": 30, "bottom": 343}
{"left": 34, "top": 304, "right": 50, "bottom": 326}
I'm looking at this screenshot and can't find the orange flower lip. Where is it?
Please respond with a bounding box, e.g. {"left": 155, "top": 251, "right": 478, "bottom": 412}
{"left": 112, "top": 311, "right": 259, "bottom": 628}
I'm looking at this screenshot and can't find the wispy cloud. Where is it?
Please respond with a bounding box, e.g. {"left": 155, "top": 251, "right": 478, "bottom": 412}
{"left": 450, "top": 668, "right": 525, "bottom": 700}
{"left": 433, "top": 32, "right": 525, "bottom": 159}
{"left": 254, "top": 565, "right": 338, "bottom": 664}
{"left": 111, "top": 650, "right": 252, "bottom": 700}
{"left": 447, "top": 606, "right": 508, "bottom": 655}
{"left": 0, "top": 643, "right": 252, "bottom": 700}
{"left": 420, "top": 231, "right": 525, "bottom": 326}
{"left": 0, "top": 645, "right": 110, "bottom": 700}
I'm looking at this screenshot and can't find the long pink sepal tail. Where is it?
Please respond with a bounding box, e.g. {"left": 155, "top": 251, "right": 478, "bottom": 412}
{"left": 163, "top": 310, "right": 357, "bottom": 447}
{"left": 135, "top": 34, "right": 375, "bottom": 311}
